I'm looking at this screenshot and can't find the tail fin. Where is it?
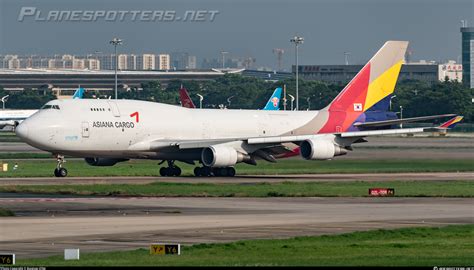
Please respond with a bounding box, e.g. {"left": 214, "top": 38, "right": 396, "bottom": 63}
{"left": 263, "top": 87, "right": 282, "bottom": 110}
{"left": 438, "top": 116, "right": 464, "bottom": 129}
{"left": 179, "top": 86, "right": 196, "bottom": 108}
{"left": 72, "top": 87, "right": 85, "bottom": 99}
{"left": 320, "top": 41, "right": 408, "bottom": 133}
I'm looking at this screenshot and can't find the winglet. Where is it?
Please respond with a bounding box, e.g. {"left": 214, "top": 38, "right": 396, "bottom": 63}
{"left": 438, "top": 116, "right": 464, "bottom": 129}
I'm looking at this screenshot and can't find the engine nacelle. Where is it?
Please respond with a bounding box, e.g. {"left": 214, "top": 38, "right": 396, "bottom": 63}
{"left": 300, "top": 139, "right": 348, "bottom": 160}
{"left": 84, "top": 157, "right": 128, "bottom": 166}
{"left": 201, "top": 146, "right": 247, "bottom": 167}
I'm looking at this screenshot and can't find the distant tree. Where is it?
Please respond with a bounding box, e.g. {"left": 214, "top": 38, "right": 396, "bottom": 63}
{"left": 6, "top": 88, "right": 56, "bottom": 109}
{"left": 395, "top": 80, "right": 473, "bottom": 122}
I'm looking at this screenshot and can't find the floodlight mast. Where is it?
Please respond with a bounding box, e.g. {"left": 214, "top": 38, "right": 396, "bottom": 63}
{"left": 290, "top": 36, "right": 304, "bottom": 110}
{"left": 109, "top": 37, "right": 123, "bottom": 99}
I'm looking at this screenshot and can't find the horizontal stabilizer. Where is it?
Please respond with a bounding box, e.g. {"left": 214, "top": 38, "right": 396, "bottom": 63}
{"left": 353, "top": 114, "right": 456, "bottom": 128}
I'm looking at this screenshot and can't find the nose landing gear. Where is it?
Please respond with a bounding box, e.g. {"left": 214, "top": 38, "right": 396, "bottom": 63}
{"left": 53, "top": 155, "right": 68, "bottom": 177}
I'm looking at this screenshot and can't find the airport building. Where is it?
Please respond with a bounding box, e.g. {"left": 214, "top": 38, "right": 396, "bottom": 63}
{"left": 0, "top": 69, "right": 226, "bottom": 91}
{"left": 293, "top": 62, "right": 461, "bottom": 85}
{"left": 0, "top": 53, "right": 173, "bottom": 71}
{"left": 241, "top": 69, "right": 293, "bottom": 82}
{"left": 0, "top": 68, "right": 293, "bottom": 92}
{"left": 461, "top": 27, "right": 474, "bottom": 88}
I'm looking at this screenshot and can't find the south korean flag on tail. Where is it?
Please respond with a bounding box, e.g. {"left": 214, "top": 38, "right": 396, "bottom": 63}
{"left": 353, "top": 103, "right": 363, "bottom": 112}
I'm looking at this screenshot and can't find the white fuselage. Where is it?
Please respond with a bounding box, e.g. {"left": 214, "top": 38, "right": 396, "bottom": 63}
{"left": 17, "top": 99, "right": 319, "bottom": 159}
{"left": 0, "top": 109, "right": 37, "bottom": 128}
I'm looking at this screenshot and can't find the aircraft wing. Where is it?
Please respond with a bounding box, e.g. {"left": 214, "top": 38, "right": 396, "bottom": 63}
{"left": 248, "top": 116, "right": 462, "bottom": 145}
{"left": 353, "top": 114, "right": 456, "bottom": 128}
{"left": 130, "top": 116, "right": 462, "bottom": 154}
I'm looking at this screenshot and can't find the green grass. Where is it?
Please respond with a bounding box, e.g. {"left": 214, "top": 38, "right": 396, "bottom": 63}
{"left": 0, "top": 132, "right": 21, "bottom": 142}
{"left": 0, "top": 158, "right": 472, "bottom": 178}
{"left": 1, "top": 180, "right": 473, "bottom": 197}
{"left": 0, "top": 207, "right": 14, "bottom": 217}
{"left": 17, "top": 225, "right": 474, "bottom": 266}
{"left": 0, "top": 152, "right": 54, "bottom": 159}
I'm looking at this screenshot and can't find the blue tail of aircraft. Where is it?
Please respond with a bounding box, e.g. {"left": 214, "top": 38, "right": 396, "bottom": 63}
{"left": 263, "top": 87, "right": 282, "bottom": 110}
{"left": 72, "top": 87, "right": 85, "bottom": 99}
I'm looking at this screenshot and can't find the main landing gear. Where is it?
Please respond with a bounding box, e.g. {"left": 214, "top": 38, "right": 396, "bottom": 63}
{"left": 159, "top": 160, "right": 182, "bottom": 177}
{"left": 53, "top": 155, "right": 68, "bottom": 177}
{"left": 194, "top": 166, "right": 236, "bottom": 177}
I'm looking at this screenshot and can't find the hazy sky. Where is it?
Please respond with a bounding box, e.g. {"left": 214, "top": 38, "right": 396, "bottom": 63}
{"left": 0, "top": 0, "right": 473, "bottom": 69}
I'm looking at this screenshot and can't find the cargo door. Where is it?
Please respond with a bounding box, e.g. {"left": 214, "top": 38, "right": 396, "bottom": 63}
{"left": 108, "top": 101, "right": 121, "bottom": 117}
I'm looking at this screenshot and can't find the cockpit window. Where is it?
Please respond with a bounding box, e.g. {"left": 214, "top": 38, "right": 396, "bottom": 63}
{"left": 41, "top": 104, "right": 60, "bottom": 110}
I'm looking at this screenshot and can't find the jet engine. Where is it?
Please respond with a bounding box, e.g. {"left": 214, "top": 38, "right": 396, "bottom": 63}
{"left": 201, "top": 146, "right": 248, "bottom": 167}
{"left": 84, "top": 157, "right": 129, "bottom": 166}
{"left": 300, "top": 139, "right": 348, "bottom": 160}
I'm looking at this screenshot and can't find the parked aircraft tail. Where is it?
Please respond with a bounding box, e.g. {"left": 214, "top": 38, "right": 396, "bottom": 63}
{"left": 179, "top": 86, "right": 196, "bottom": 108}
{"left": 263, "top": 87, "right": 282, "bottom": 110}
{"left": 72, "top": 87, "right": 85, "bottom": 99}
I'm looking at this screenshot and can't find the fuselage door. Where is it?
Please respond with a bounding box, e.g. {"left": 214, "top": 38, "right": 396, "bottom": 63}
{"left": 108, "top": 101, "right": 121, "bottom": 117}
{"left": 82, "top": 121, "right": 90, "bottom": 138}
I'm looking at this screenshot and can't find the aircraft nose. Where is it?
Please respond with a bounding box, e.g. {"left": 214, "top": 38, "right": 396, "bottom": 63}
{"left": 15, "top": 122, "right": 29, "bottom": 140}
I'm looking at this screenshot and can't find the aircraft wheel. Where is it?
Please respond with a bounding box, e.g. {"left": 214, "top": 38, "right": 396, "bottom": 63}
{"left": 226, "top": 167, "right": 236, "bottom": 177}
{"left": 159, "top": 167, "right": 167, "bottom": 177}
{"left": 194, "top": 167, "right": 202, "bottom": 177}
{"left": 54, "top": 168, "right": 60, "bottom": 177}
{"left": 58, "top": 168, "right": 68, "bottom": 177}
{"left": 202, "top": 167, "right": 212, "bottom": 177}
{"left": 172, "top": 167, "right": 182, "bottom": 177}
{"left": 219, "top": 167, "right": 228, "bottom": 177}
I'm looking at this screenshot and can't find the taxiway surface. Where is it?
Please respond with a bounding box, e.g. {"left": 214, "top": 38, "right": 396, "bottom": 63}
{"left": 1, "top": 196, "right": 473, "bottom": 258}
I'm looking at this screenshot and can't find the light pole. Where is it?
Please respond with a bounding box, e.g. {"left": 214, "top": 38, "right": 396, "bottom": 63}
{"left": 288, "top": 94, "right": 295, "bottom": 111}
{"left": 290, "top": 35, "right": 304, "bottom": 110}
{"left": 1, "top": 95, "right": 9, "bottom": 110}
{"left": 344, "top": 52, "right": 351, "bottom": 65}
{"left": 109, "top": 37, "right": 123, "bottom": 99}
{"left": 399, "top": 105, "right": 404, "bottom": 128}
{"left": 389, "top": 95, "right": 397, "bottom": 111}
{"left": 221, "top": 51, "right": 229, "bottom": 69}
{"left": 227, "top": 95, "right": 235, "bottom": 108}
{"left": 197, "top": 94, "right": 204, "bottom": 109}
